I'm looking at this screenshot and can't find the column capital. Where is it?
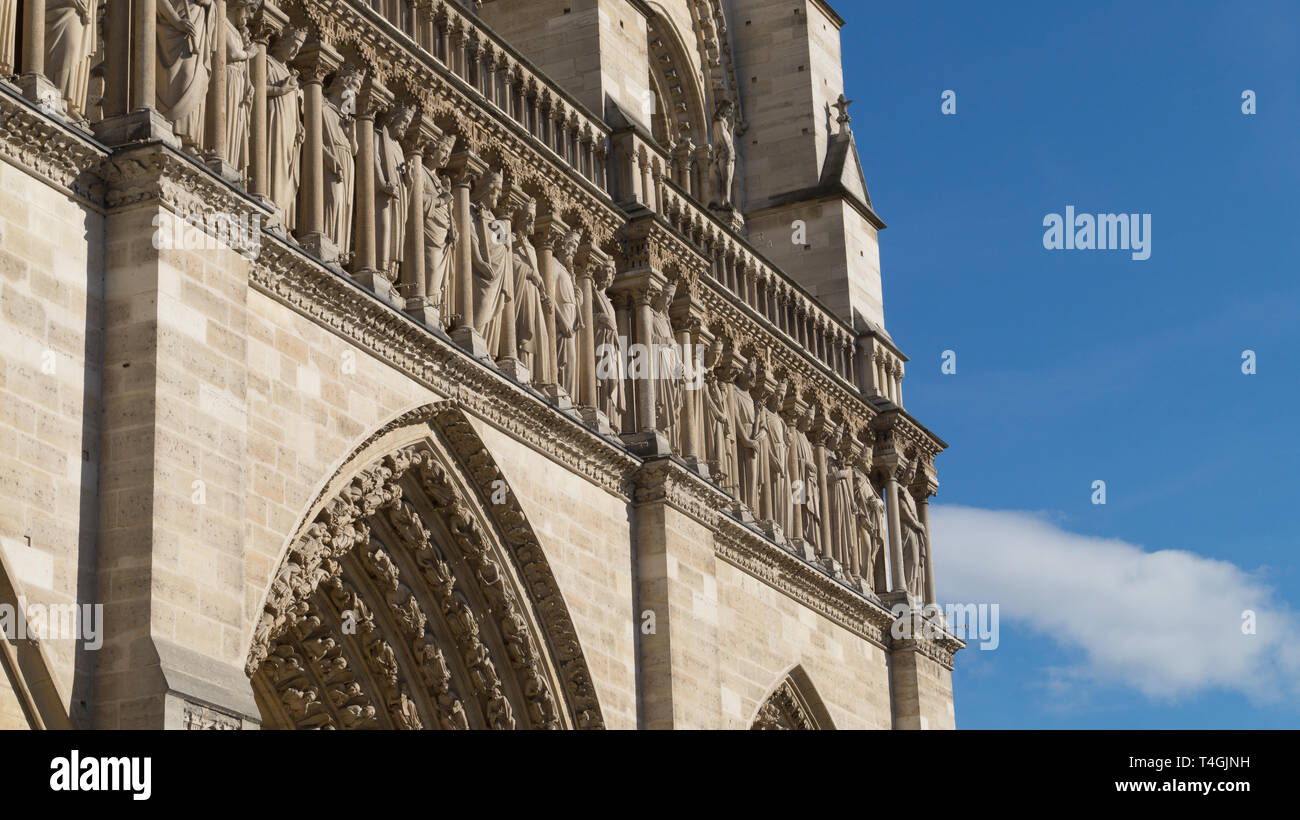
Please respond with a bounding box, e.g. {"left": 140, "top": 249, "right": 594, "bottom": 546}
{"left": 533, "top": 212, "right": 571, "bottom": 251}
{"left": 251, "top": 1, "right": 290, "bottom": 45}
{"left": 354, "top": 74, "right": 394, "bottom": 120}
{"left": 291, "top": 38, "right": 343, "bottom": 85}
{"left": 446, "top": 149, "right": 487, "bottom": 188}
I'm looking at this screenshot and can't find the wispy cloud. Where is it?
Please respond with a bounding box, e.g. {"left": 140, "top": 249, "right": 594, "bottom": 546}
{"left": 931, "top": 505, "right": 1300, "bottom": 703}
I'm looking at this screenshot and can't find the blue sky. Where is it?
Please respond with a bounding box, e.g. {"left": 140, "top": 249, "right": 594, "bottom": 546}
{"left": 841, "top": 0, "right": 1300, "bottom": 728}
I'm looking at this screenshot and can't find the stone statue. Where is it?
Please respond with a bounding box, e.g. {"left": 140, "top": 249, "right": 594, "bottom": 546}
{"left": 0, "top": 1, "right": 16, "bottom": 78}
{"left": 46, "top": 0, "right": 98, "bottom": 121}
{"left": 762, "top": 394, "right": 790, "bottom": 535}
{"left": 468, "top": 169, "right": 509, "bottom": 341}
{"left": 732, "top": 365, "right": 765, "bottom": 511}
{"left": 156, "top": 0, "right": 216, "bottom": 150}
{"left": 853, "top": 466, "right": 887, "bottom": 594}
{"left": 708, "top": 99, "right": 736, "bottom": 211}
{"left": 322, "top": 64, "right": 362, "bottom": 255}
{"left": 506, "top": 198, "right": 553, "bottom": 378}
{"left": 827, "top": 449, "right": 856, "bottom": 567}
{"left": 592, "top": 259, "right": 624, "bottom": 430}
{"left": 376, "top": 103, "right": 415, "bottom": 282}
{"left": 221, "top": 0, "right": 256, "bottom": 173}
{"left": 553, "top": 228, "right": 583, "bottom": 398}
{"left": 422, "top": 134, "right": 458, "bottom": 315}
{"left": 265, "top": 26, "right": 306, "bottom": 224}
{"left": 703, "top": 366, "right": 734, "bottom": 487}
{"left": 650, "top": 278, "right": 681, "bottom": 448}
{"left": 788, "top": 418, "right": 818, "bottom": 546}
{"left": 898, "top": 461, "right": 927, "bottom": 597}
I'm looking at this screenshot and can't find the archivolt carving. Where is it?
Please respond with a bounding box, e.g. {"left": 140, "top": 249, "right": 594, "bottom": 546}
{"left": 247, "top": 406, "right": 604, "bottom": 728}
{"left": 751, "top": 669, "right": 833, "bottom": 730}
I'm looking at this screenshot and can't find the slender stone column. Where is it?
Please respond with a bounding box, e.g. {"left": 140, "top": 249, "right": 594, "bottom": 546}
{"left": 21, "top": 0, "right": 44, "bottom": 77}
{"left": 885, "top": 473, "right": 906, "bottom": 593}
{"left": 17, "top": 0, "right": 60, "bottom": 109}
{"left": 676, "top": 325, "right": 697, "bottom": 460}
{"left": 131, "top": 0, "right": 155, "bottom": 111}
{"left": 292, "top": 41, "right": 342, "bottom": 264}
{"left": 575, "top": 255, "right": 599, "bottom": 409}
{"left": 614, "top": 292, "right": 633, "bottom": 431}
{"left": 918, "top": 492, "right": 935, "bottom": 605}
{"left": 635, "top": 289, "right": 657, "bottom": 433}
{"left": 206, "top": 0, "right": 229, "bottom": 163}
{"left": 533, "top": 214, "right": 567, "bottom": 387}
{"left": 0, "top": 0, "right": 16, "bottom": 79}
{"left": 249, "top": 40, "right": 268, "bottom": 196}
{"left": 814, "top": 437, "right": 832, "bottom": 560}
{"left": 351, "top": 77, "right": 392, "bottom": 290}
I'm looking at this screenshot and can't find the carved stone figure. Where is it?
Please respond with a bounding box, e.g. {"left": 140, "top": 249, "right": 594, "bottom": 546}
{"left": 898, "top": 461, "right": 927, "bottom": 597}
{"left": 553, "top": 228, "right": 583, "bottom": 398}
{"left": 762, "top": 396, "right": 790, "bottom": 534}
{"left": 650, "top": 278, "right": 682, "bottom": 447}
{"left": 468, "top": 169, "right": 509, "bottom": 341}
{"left": 266, "top": 26, "right": 306, "bottom": 223}
{"left": 221, "top": 0, "right": 256, "bottom": 172}
{"left": 422, "top": 134, "right": 458, "bottom": 314}
{"left": 506, "top": 198, "right": 552, "bottom": 378}
{"left": 592, "top": 259, "right": 624, "bottom": 429}
{"left": 46, "top": 0, "right": 98, "bottom": 120}
{"left": 156, "top": 0, "right": 216, "bottom": 150}
{"left": 853, "top": 467, "right": 887, "bottom": 594}
{"left": 376, "top": 103, "right": 414, "bottom": 281}
{"left": 322, "top": 64, "right": 362, "bottom": 254}
{"left": 708, "top": 99, "right": 736, "bottom": 210}
{"left": 827, "top": 450, "right": 856, "bottom": 567}
{"left": 732, "top": 366, "right": 765, "bottom": 511}
{"left": 703, "top": 366, "right": 734, "bottom": 487}
{"left": 789, "top": 419, "right": 819, "bottom": 546}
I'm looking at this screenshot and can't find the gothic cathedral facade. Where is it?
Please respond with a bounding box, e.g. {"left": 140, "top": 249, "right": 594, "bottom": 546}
{"left": 0, "top": 0, "right": 960, "bottom": 729}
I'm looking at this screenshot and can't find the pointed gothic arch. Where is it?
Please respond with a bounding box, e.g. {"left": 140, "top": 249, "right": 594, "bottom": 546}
{"left": 750, "top": 665, "right": 836, "bottom": 730}
{"left": 244, "top": 402, "right": 604, "bottom": 729}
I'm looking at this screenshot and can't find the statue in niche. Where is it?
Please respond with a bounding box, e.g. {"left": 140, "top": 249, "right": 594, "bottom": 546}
{"left": 898, "top": 461, "right": 928, "bottom": 597}
{"left": 46, "top": 0, "right": 98, "bottom": 121}
{"left": 592, "top": 259, "right": 625, "bottom": 429}
{"left": 422, "top": 133, "right": 458, "bottom": 315}
{"left": 265, "top": 26, "right": 306, "bottom": 224}
{"left": 553, "top": 228, "right": 583, "bottom": 398}
{"left": 221, "top": 0, "right": 257, "bottom": 173}
{"left": 827, "top": 448, "right": 856, "bottom": 567}
{"left": 762, "top": 392, "right": 790, "bottom": 535}
{"left": 376, "top": 103, "right": 415, "bottom": 282}
{"left": 731, "top": 364, "right": 766, "bottom": 511}
{"left": 156, "top": 0, "right": 217, "bottom": 150}
{"left": 468, "top": 168, "right": 509, "bottom": 341}
{"left": 506, "top": 198, "right": 553, "bottom": 377}
{"left": 708, "top": 99, "right": 736, "bottom": 211}
{"left": 788, "top": 415, "right": 819, "bottom": 546}
{"left": 650, "top": 278, "right": 682, "bottom": 449}
{"left": 853, "top": 465, "right": 887, "bottom": 594}
{"left": 322, "top": 64, "right": 362, "bottom": 255}
{"left": 702, "top": 366, "right": 735, "bottom": 488}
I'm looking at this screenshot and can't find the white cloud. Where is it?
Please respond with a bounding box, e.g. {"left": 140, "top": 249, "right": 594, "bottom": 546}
{"left": 930, "top": 505, "right": 1300, "bottom": 702}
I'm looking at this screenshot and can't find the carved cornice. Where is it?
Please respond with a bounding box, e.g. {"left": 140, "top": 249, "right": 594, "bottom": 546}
{"left": 0, "top": 89, "right": 106, "bottom": 201}
{"left": 250, "top": 235, "right": 637, "bottom": 496}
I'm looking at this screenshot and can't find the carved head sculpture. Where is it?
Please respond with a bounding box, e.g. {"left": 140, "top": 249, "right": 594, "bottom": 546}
{"left": 386, "top": 103, "right": 417, "bottom": 137}
{"left": 659, "top": 276, "right": 678, "bottom": 309}
{"left": 329, "top": 64, "right": 365, "bottom": 113}
{"left": 598, "top": 257, "right": 617, "bottom": 290}
{"left": 232, "top": 0, "right": 260, "bottom": 29}
{"left": 714, "top": 99, "right": 735, "bottom": 125}
{"left": 273, "top": 26, "right": 309, "bottom": 63}
{"left": 431, "top": 134, "right": 457, "bottom": 168}
{"left": 473, "top": 169, "right": 504, "bottom": 208}
{"left": 559, "top": 229, "right": 583, "bottom": 266}
{"left": 512, "top": 197, "right": 537, "bottom": 236}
